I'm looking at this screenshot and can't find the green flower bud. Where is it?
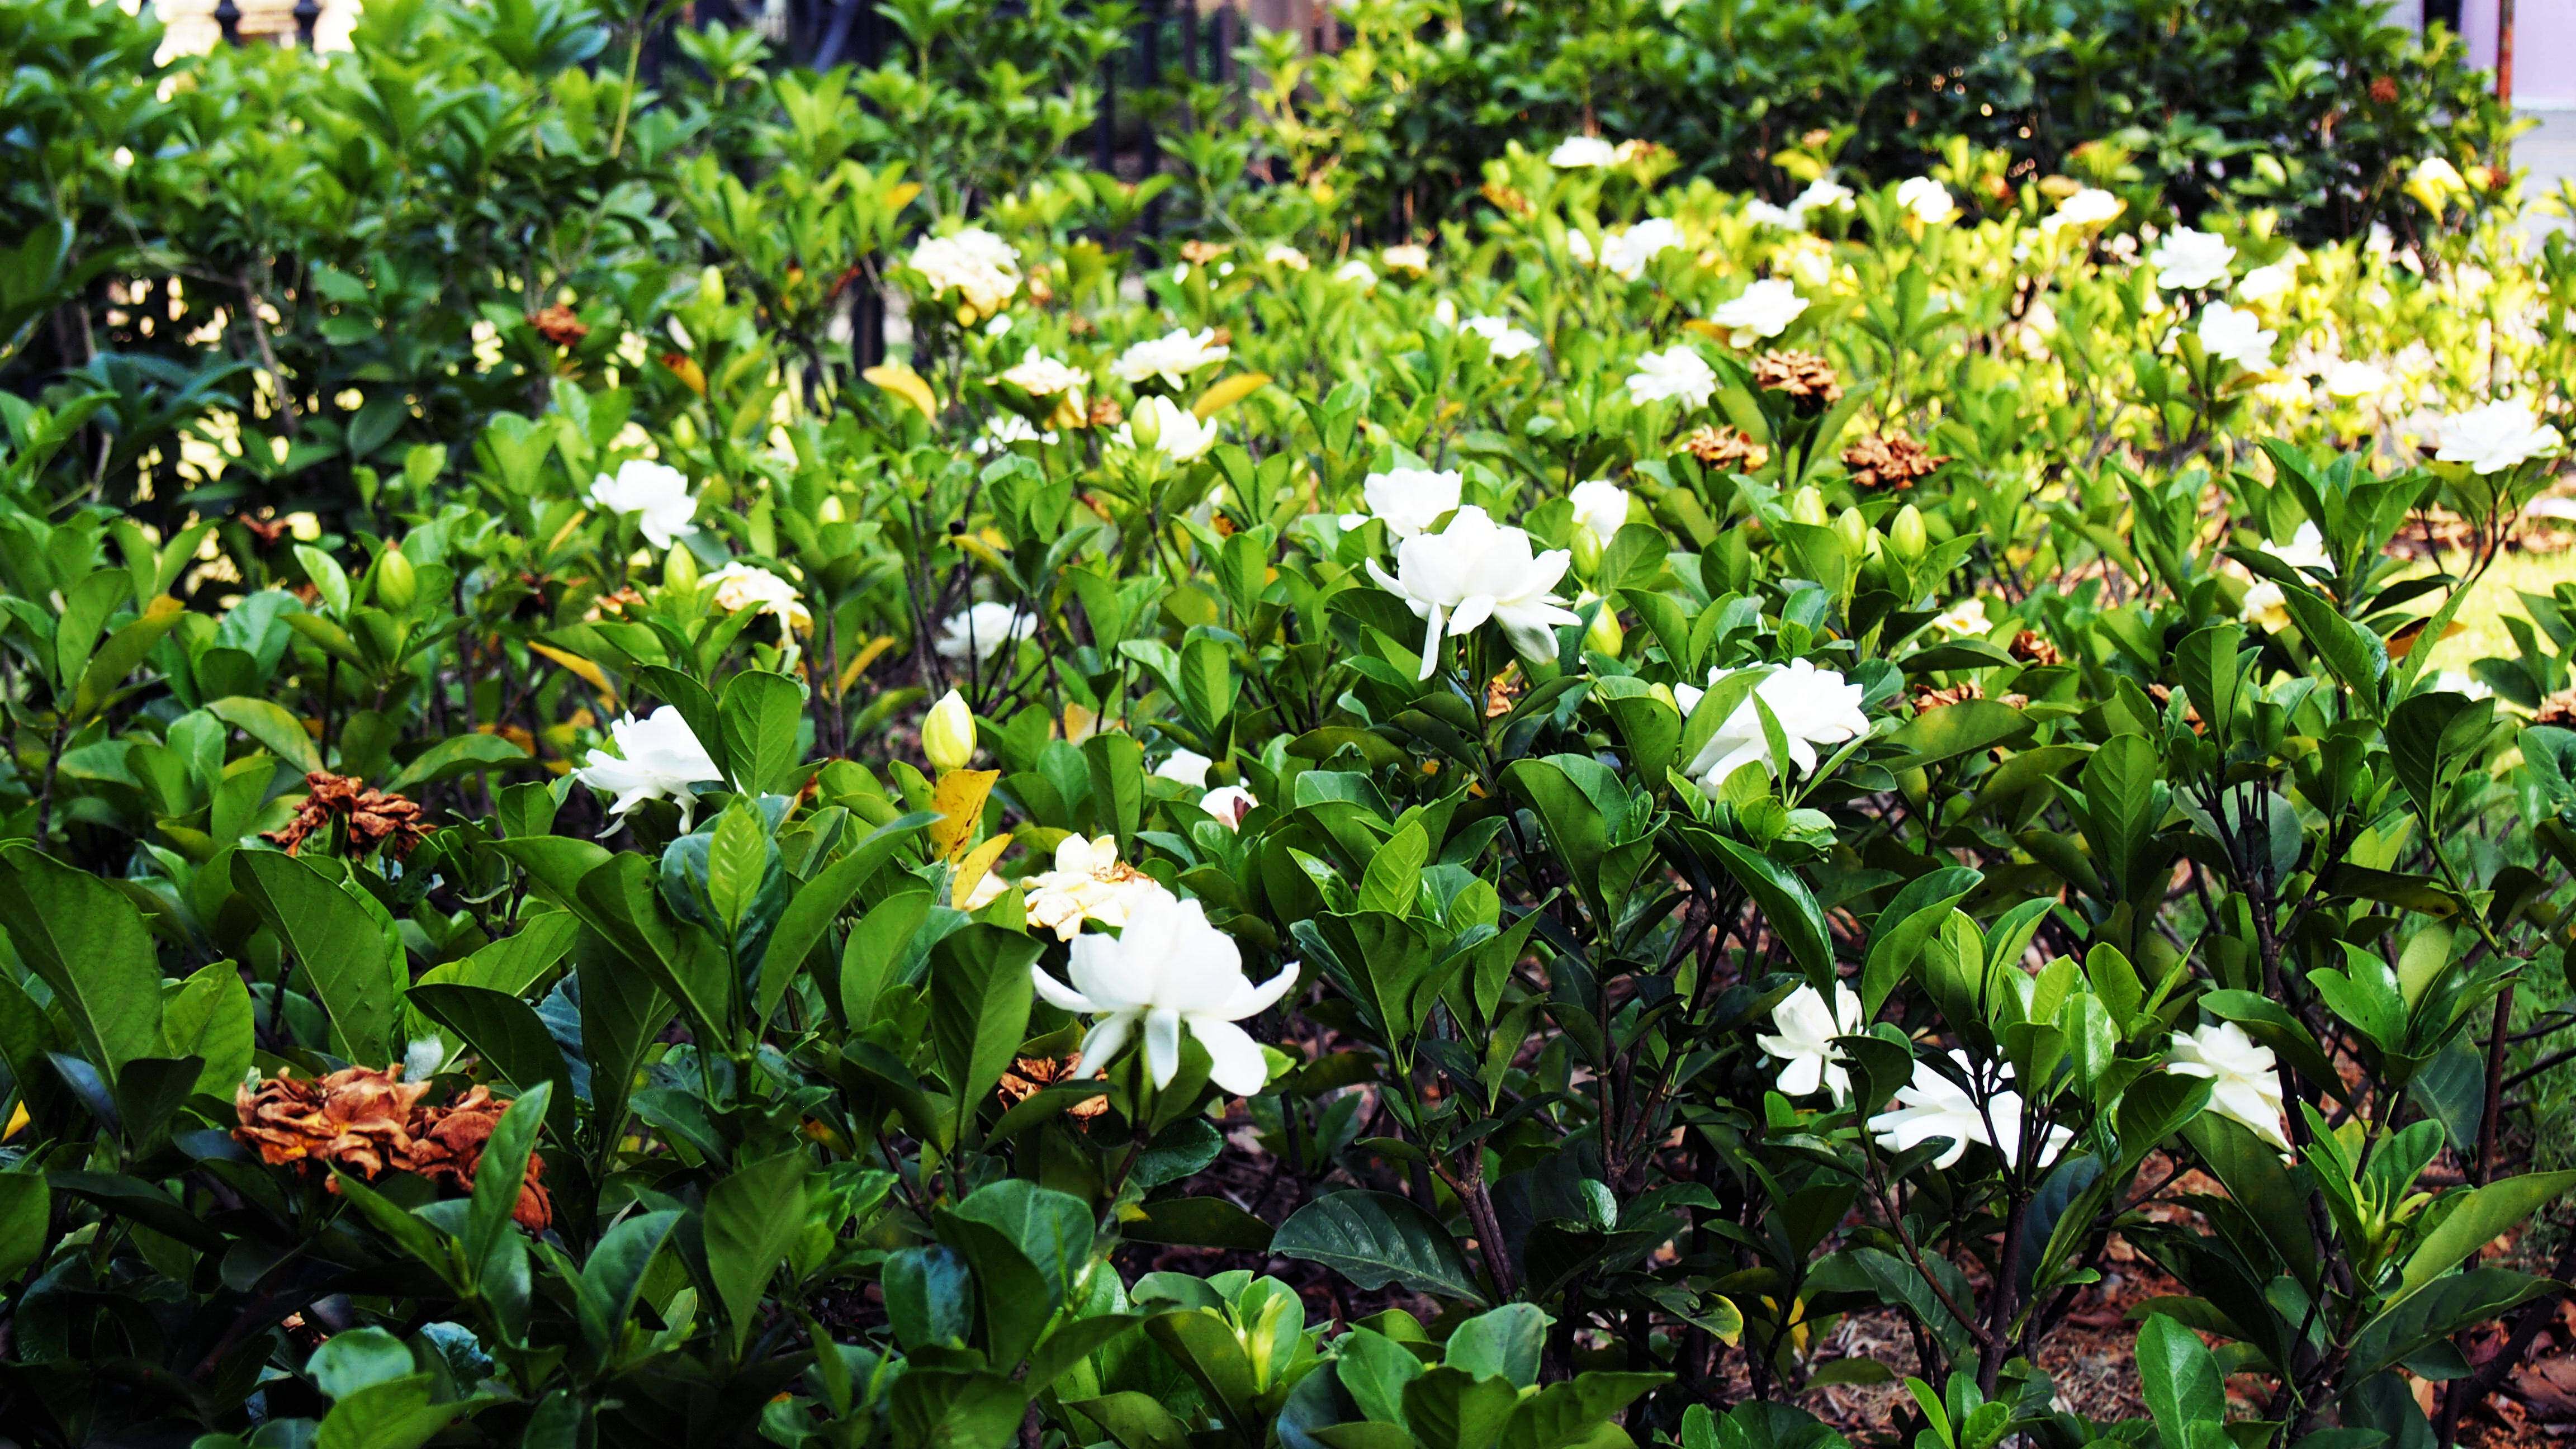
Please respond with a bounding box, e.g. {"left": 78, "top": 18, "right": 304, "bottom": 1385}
{"left": 1569, "top": 522, "right": 1604, "bottom": 580}
{"left": 1789, "top": 485, "right": 1828, "bottom": 528}
{"left": 700, "top": 265, "right": 726, "bottom": 309}
{"left": 374, "top": 546, "right": 417, "bottom": 611}
{"left": 1890, "top": 504, "right": 1928, "bottom": 561}
{"left": 1832, "top": 505, "right": 1870, "bottom": 556}
{"left": 923, "top": 689, "right": 977, "bottom": 773}
{"left": 1580, "top": 591, "right": 1625, "bottom": 658}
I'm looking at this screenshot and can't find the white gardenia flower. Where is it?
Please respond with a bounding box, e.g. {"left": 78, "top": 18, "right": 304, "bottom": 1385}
{"left": 2166, "top": 1021, "right": 2290, "bottom": 1152}
{"left": 1022, "top": 834, "right": 1174, "bottom": 943}
{"left": 2323, "top": 361, "right": 2389, "bottom": 399}
{"left": 1931, "top": 599, "right": 1991, "bottom": 636}
{"left": 1265, "top": 244, "right": 1310, "bottom": 271}
{"left": 1462, "top": 315, "right": 1541, "bottom": 359}
{"left": 1030, "top": 890, "right": 1296, "bottom": 1096}
{"left": 2047, "top": 187, "right": 2124, "bottom": 230}
{"left": 2435, "top": 399, "right": 2565, "bottom": 475}
{"left": 1896, "top": 177, "right": 1959, "bottom": 225}
{"left": 576, "top": 707, "right": 722, "bottom": 831}
{"left": 1789, "top": 178, "right": 1854, "bottom": 219}
{"left": 1744, "top": 200, "right": 1802, "bottom": 231}
{"left": 998, "top": 345, "right": 1086, "bottom": 397}
{"left": 2435, "top": 669, "right": 2494, "bottom": 702}
{"left": 2240, "top": 580, "right": 2292, "bottom": 632}
{"left": 1351, "top": 467, "right": 1464, "bottom": 539}
{"left": 401, "top": 1038, "right": 446, "bottom": 1084}
{"left": 1599, "top": 217, "right": 1682, "bottom": 281}
{"left": 1869, "top": 1051, "right": 2073, "bottom": 1169}
{"left": 1155, "top": 749, "right": 1214, "bottom": 788}
{"left": 1709, "top": 278, "right": 1808, "bottom": 347}
{"left": 705, "top": 562, "right": 812, "bottom": 632}
{"left": 1679, "top": 659, "right": 1872, "bottom": 788}
{"left": 1117, "top": 395, "right": 1220, "bottom": 462}
{"left": 1566, "top": 231, "right": 1597, "bottom": 266}
{"left": 936, "top": 601, "right": 1036, "bottom": 662}
{"left": 1758, "top": 982, "right": 1865, "bottom": 1098}
{"left": 2196, "top": 301, "right": 2277, "bottom": 372}
{"left": 1382, "top": 243, "right": 1431, "bottom": 276}
{"left": 909, "top": 228, "right": 1021, "bottom": 314}
{"left": 1200, "top": 785, "right": 1259, "bottom": 828}
{"left": 588, "top": 460, "right": 699, "bottom": 550}
{"left": 1111, "top": 328, "right": 1229, "bottom": 390}
{"left": 2237, "top": 262, "right": 2295, "bottom": 304}
{"left": 1570, "top": 479, "right": 1630, "bottom": 547}
{"left": 1625, "top": 345, "right": 1718, "bottom": 409}
{"left": 1334, "top": 259, "right": 1378, "bottom": 288}
{"left": 1549, "top": 134, "right": 1623, "bottom": 168}
{"left": 1365, "top": 505, "right": 1581, "bottom": 680}
{"left": 2149, "top": 228, "right": 2235, "bottom": 291}
{"left": 2261, "top": 522, "right": 2332, "bottom": 577}
{"left": 973, "top": 414, "right": 1059, "bottom": 455}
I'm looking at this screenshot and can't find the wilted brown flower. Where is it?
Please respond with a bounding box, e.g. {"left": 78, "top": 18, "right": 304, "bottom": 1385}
{"left": 997, "top": 1057, "right": 1108, "bottom": 1120}
{"left": 1178, "top": 240, "right": 1232, "bottom": 266}
{"left": 1209, "top": 327, "right": 1233, "bottom": 348}
{"left": 1024, "top": 269, "right": 1055, "bottom": 305}
{"left": 1681, "top": 424, "right": 1770, "bottom": 471}
{"left": 264, "top": 771, "right": 431, "bottom": 859}
{"left": 1481, "top": 181, "right": 1536, "bottom": 219}
{"left": 527, "top": 304, "right": 589, "bottom": 348}
{"left": 2010, "top": 629, "right": 2062, "bottom": 666}
{"left": 1752, "top": 350, "right": 1844, "bottom": 405}
{"left": 2369, "top": 75, "right": 2399, "bottom": 105}
{"left": 2539, "top": 686, "right": 2576, "bottom": 728}
{"left": 585, "top": 586, "right": 649, "bottom": 622}
{"left": 238, "top": 514, "right": 293, "bottom": 552}
{"left": 1914, "top": 679, "right": 1982, "bottom": 710}
{"left": 235, "top": 1065, "right": 430, "bottom": 1176}
{"left": 1485, "top": 666, "right": 1522, "bottom": 719}
{"left": 1087, "top": 397, "right": 1124, "bottom": 428}
{"left": 404, "top": 1085, "right": 552, "bottom": 1232}
{"left": 1843, "top": 432, "right": 1950, "bottom": 489}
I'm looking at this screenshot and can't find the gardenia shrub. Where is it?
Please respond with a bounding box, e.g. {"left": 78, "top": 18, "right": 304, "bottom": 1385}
{"left": 0, "top": 1, "right": 2572, "bottom": 1447}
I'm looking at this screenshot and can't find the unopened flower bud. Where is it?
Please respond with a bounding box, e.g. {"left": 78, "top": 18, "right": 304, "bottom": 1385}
{"left": 1580, "top": 591, "right": 1625, "bottom": 657}
{"left": 1890, "top": 504, "right": 1929, "bottom": 561}
{"left": 923, "top": 689, "right": 977, "bottom": 773}
{"left": 375, "top": 546, "right": 417, "bottom": 610}
{"left": 1832, "top": 506, "right": 1870, "bottom": 556}
{"left": 699, "top": 266, "right": 726, "bottom": 309}
{"left": 1650, "top": 682, "right": 1678, "bottom": 712}
{"left": 1789, "top": 485, "right": 1828, "bottom": 528}
{"left": 664, "top": 542, "right": 699, "bottom": 593}
{"left": 1129, "top": 398, "right": 1163, "bottom": 449}
{"left": 1569, "top": 522, "right": 1604, "bottom": 579}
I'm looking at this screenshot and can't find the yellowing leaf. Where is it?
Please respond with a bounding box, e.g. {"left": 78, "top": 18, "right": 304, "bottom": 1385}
{"left": 659, "top": 352, "right": 707, "bottom": 396}
{"left": 864, "top": 363, "right": 939, "bottom": 420}
{"left": 887, "top": 182, "right": 924, "bottom": 215}
{"left": 1193, "top": 371, "right": 1273, "bottom": 419}
{"left": 950, "top": 833, "right": 1012, "bottom": 908}
{"left": 930, "top": 767, "right": 1000, "bottom": 861}
{"left": 531, "top": 642, "right": 615, "bottom": 697}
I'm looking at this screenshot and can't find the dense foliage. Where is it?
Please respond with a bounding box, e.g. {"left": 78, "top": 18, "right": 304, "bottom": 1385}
{"left": 0, "top": 1, "right": 2570, "bottom": 1448}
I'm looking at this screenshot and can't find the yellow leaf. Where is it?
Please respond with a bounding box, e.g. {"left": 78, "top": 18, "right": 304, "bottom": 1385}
{"left": 887, "top": 182, "right": 924, "bottom": 215}
{"left": 659, "top": 352, "right": 707, "bottom": 396}
{"left": 864, "top": 363, "right": 939, "bottom": 420}
{"left": 930, "top": 768, "right": 1000, "bottom": 861}
{"left": 950, "top": 832, "right": 1013, "bottom": 908}
{"left": 837, "top": 634, "right": 896, "bottom": 698}
{"left": 530, "top": 642, "right": 615, "bottom": 697}
{"left": 1193, "top": 371, "right": 1273, "bottom": 419}
{"left": 1678, "top": 319, "right": 1727, "bottom": 341}
{"left": 955, "top": 532, "right": 1014, "bottom": 574}
{"left": 3, "top": 1101, "right": 25, "bottom": 1140}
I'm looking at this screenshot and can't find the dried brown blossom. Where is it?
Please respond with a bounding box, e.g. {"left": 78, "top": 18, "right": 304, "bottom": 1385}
{"left": 1842, "top": 432, "right": 1950, "bottom": 489}
{"left": 1485, "top": 666, "right": 1523, "bottom": 719}
{"left": 2010, "top": 630, "right": 2062, "bottom": 666}
{"left": 403, "top": 1085, "right": 552, "bottom": 1232}
{"left": 527, "top": 304, "right": 589, "bottom": 347}
{"left": 1178, "top": 240, "right": 1232, "bottom": 265}
{"left": 264, "top": 771, "right": 430, "bottom": 859}
{"left": 1087, "top": 397, "right": 1124, "bottom": 428}
{"left": 2369, "top": 75, "right": 2399, "bottom": 105}
{"left": 585, "top": 586, "right": 648, "bottom": 622}
{"left": 996, "top": 1057, "right": 1107, "bottom": 1120}
{"left": 238, "top": 514, "right": 293, "bottom": 552}
{"left": 1681, "top": 424, "right": 1770, "bottom": 471}
{"left": 1481, "top": 181, "right": 1536, "bottom": 219}
{"left": 235, "top": 1065, "right": 430, "bottom": 1177}
{"left": 1752, "top": 350, "right": 1844, "bottom": 405}
{"left": 2540, "top": 687, "right": 2576, "bottom": 729}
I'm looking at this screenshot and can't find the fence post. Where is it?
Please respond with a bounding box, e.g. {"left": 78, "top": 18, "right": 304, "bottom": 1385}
{"left": 216, "top": 0, "right": 241, "bottom": 45}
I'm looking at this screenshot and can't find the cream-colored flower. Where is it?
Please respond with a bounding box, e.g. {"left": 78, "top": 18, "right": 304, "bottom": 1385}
{"left": 2239, "top": 580, "right": 2292, "bottom": 632}
{"left": 998, "top": 345, "right": 1086, "bottom": 397}
{"left": 2166, "top": 1022, "right": 2290, "bottom": 1152}
{"left": 1869, "top": 1051, "right": 2071, "bottom": 1169}
{"left": 705, "top": 562, "right": 812, "bottom": 632}
{"left": 2196, "top": 301, "right": 2276, "bottom": 372}
{"left": 1022, "top": 834, "right": 1174, "bottom": 942}
{"left": 1758, "top": 982, "right": 1865, "bottom": 1098}
{"left": 1334, "top": 259, "right": 1378, "bottom": 288}
{"left": 1347, "top": 467, "right": 1463, "bottom": 539}
{"left": 1461, "top": 315, "right": 1541, "bottom": 359}
{"left": 1931, "top": 599, "right": 1991, "bottom": 636}
{"left": 1382, "top": 243, "right": 1431, "bottom": 276}
{"left": 1029, "top": 889, "right": 1295, "bottom": 1095}
{"left": 908, "top": 228, "right": 1020, "bottom": 314}
{"left": 937, "top": 602, "right": 1036, "bottom": 662}
{"left": 1625, "top": 345, "right": 1718, "bottom": 409}
{"left": 1709, "top": 278, "right": 1807, "bottom": 347}
{"left": 2435, "top": 399, "right": 2564, "bottom": 475}
{"left": 588, "top": 460, "right": 699, "bottom": 550}
{"left": 575, "top": 708, "right": 723, "bottom": 831}
{"left": 1569, "top": 479, "right": 1631, "bottom": 547}
{"left": 1265, "top": 244, "right": 1310, "bottom": 271}
{"left": 1155, "top": 749, "right": 1213, "bottom": 788}
{"left": 1678, "top": 659, "right": 1871, "bottom": 788}
{"left": 2261, "top": 522, "right": 2332, "bottom": 577}
{"left": 2149, "top": 228, "right": 2234, "bottom": 291}
{"left": 1896, "top": 177, "right": 1960, "bottom": 225}
{"left": 1599, "top": 218, "right": 1682, "bottom": 281}
{"left": 1200, "top": 785, "right": 1258, "bottom": 828}
{"left": 1548, "top": 135, "right": 1622, "bottom": 168}
{"left": 1366, "top": 506, "right": 1581, "bottom": 679}
{"left": 1111, "top": 328, "right": 1229, "bottom": 390}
